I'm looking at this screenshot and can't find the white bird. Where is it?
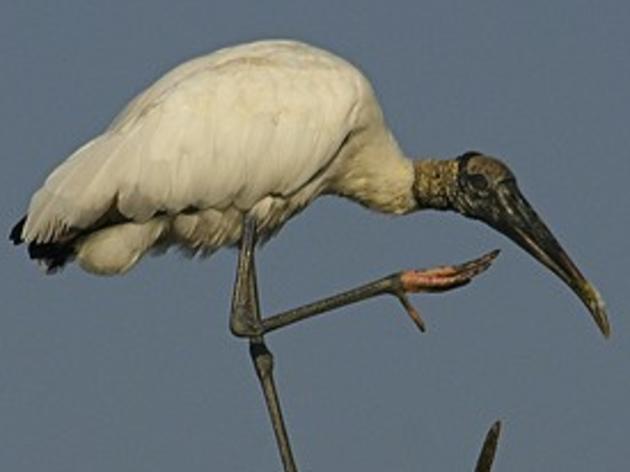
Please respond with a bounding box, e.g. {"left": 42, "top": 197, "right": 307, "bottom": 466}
{"left": 14, "top": 40, "right": 409, "bottom": 275}
{"left": 10, "top": 39, "right": 607, "bottom": 334}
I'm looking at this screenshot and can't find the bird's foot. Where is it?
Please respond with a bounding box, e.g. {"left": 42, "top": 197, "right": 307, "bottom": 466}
{"left": 400, "top": 249, "right": 500, "bottom": 293}
{"left": 391, "top": 249, "right": 500, "bottom": 331}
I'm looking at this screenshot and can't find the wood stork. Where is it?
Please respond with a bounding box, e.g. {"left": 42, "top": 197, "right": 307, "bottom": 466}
{"left": 9, "top": 38, "right": 609, "bottom": 335}
{"left": 9, "top": 39, "right": 608, "bottom": 470}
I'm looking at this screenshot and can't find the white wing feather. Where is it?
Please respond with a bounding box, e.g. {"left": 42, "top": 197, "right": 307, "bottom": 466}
{"left": 23, "top": 41, "right": 368, "bottom": 248}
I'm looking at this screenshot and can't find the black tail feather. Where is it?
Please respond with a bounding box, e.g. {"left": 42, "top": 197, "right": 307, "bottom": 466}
{"left": 10, "top": 215, "right": 74, "bottom": 272}
{"left": 27, "top": 240, "right": 75, "bottom": 272}
{"left": 10, "top": 215, "right": 26, "bottom": 245}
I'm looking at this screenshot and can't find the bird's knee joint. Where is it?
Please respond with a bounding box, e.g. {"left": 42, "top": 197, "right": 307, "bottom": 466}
{"left": 230, "top": 312, "right": 263, "bottom": 338}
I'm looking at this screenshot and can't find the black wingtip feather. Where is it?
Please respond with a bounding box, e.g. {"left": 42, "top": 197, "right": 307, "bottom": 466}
{"left": 10, "top": 216, "right": 26, "bottom": 245}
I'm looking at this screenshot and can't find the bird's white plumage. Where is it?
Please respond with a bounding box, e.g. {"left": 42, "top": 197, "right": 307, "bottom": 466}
{"left": 22, "top": 40, "right": 414, "bottom": 274}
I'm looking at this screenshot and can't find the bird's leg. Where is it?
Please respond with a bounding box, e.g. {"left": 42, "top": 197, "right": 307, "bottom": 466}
{"left": 230, "top": 215, "right": 298, "bottom": 472}
{"left": 259, "top": 249, "right": 500, "bottom": 335}
{"left": 229, "top": 214, "right": 263, "bottom": 337}
{"left": 230, "top": 216, "right": 497, "bottom": 471}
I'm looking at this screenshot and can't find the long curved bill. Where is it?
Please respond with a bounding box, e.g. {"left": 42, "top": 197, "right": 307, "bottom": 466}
{"left": 493, "top": 181, "right": 610, "bottom": 337}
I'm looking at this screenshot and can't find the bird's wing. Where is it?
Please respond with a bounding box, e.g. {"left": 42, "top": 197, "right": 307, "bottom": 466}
{"left": 22, "top": 42, "right": 368, "bottom": 244}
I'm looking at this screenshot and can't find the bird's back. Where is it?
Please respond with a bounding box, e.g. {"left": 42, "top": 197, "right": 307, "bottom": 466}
{"left": 14, "top": 40, "right": 392, "bottom": 274}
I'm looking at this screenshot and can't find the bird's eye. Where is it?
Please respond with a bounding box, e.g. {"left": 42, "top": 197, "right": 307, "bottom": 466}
{"left": 468, "top": 174, "right": 489, "bottom": 192}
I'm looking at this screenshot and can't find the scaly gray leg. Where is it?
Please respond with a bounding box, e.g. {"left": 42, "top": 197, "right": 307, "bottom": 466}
{"left": 229, "top": 214, "right": 499, "bottom": 472}
{"left": 260, "top": 249, "right": 499, "bottom": 335}
{"left": 230, "top": 215, "right": 297, "bottom": 472}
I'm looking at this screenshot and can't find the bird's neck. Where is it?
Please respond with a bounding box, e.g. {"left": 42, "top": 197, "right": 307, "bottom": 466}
{"left": 328, "top": 130, "right": 418, "bottom": 214}
{"left": 412, "top": 159, "right": 459, "bottom": 211}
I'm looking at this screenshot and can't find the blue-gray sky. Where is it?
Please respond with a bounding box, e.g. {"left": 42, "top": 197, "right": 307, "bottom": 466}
{"left": 2, "top": 1, "right": 629, "bottom": 470}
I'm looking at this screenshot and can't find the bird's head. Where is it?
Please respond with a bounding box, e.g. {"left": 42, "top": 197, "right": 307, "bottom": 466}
{"left": 413, "top": 151, "right": 610, "bottom": 337}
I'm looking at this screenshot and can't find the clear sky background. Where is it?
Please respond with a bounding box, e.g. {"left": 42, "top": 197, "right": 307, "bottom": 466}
{"left": 2, "top": 1, "right": 629, "bottom": 470}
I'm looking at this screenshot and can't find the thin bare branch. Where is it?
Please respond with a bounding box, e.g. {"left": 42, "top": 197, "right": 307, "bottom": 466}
{"left": 475, "top": 420, "right": 502, "bottom": 472}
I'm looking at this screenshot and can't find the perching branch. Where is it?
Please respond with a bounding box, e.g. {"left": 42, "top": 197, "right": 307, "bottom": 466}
{"left": 475, "top": 420, "right": 502, "bottom": 472}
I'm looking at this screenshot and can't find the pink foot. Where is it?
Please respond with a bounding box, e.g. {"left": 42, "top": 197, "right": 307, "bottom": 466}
{"left": 393, "top": 250, "right": 500, "bottom": 331}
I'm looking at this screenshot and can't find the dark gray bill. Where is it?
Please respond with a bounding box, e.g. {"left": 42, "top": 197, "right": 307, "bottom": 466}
{"left": 492, "top": 181, "right": 610, "bottom": 337}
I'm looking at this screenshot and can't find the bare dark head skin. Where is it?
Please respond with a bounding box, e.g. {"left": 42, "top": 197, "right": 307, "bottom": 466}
{"left": 413, "top": 151, "right": 610, "bottom": 337}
